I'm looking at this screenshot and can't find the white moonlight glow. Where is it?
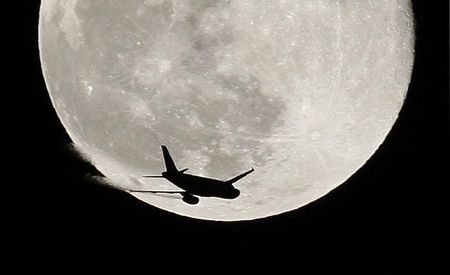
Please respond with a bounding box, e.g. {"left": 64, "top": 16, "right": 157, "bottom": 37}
{"left": 39, "top": 0, "right": 414, "bottom": 221}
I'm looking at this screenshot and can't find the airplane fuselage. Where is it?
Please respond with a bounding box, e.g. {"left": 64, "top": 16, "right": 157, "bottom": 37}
{"left": 135, "top": 145, "right": 252, "bottom": 204}
{"left": 162, "top": 171, "right": 240, "bottom": 199}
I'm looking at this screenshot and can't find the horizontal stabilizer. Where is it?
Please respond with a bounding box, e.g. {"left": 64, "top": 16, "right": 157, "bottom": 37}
{"left": 179, "top": 168, "right": 189, "bottom": 174}
{"left": 143, "top": 175, "right": 164, "bottom": 178}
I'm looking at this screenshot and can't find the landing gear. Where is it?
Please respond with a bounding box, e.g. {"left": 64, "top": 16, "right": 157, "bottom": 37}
{"left": 182, "top": 193, "right": 200, "bottom": 205}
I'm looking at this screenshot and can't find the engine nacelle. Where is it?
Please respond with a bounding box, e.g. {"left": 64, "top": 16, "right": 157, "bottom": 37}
{"left": 182, "top": 193, "right": 200, "bottom": 205}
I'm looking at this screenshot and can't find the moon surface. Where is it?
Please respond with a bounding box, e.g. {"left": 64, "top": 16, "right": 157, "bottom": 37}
{"left": 39, "top": 0, "right": 414, "bottom": 221}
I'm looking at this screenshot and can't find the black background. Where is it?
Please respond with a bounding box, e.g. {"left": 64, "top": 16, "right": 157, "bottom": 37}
{"left": 4, "top": 1, "right": 449, "bottom": 274}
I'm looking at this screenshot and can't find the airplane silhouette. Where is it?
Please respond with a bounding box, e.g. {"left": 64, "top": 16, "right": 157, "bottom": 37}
{"left": 129, "top": 145, "right": 254, "bottom": 205}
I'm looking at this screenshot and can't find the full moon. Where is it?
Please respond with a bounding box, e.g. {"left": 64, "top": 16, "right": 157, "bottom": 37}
{"left": 39, "top": 0, "right": 414, "bottom": 221}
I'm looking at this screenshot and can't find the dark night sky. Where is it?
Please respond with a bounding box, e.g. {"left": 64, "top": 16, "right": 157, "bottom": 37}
{"left": 4, "top": 1, "right": 448, "bottom": 274}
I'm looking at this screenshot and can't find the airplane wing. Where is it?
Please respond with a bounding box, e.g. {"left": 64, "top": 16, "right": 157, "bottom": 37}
{"left": 128, "top": 190, "right": 185, "bottom": 194}
{"left": 226, "top": 167, "right": 254, "bottom": 185}
{"left": 129, "top": 189, "right": 200, "bottom": 205}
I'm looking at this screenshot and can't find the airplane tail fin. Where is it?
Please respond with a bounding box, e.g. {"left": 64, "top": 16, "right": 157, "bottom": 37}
{"left": 161, "top": 145, "right": 178, "bottom": 173}
{"left": 226, "top": 168, "right": 254, "bottom": 185}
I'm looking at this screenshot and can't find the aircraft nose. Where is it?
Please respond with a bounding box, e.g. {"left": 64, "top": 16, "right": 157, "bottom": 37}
{"left": 230, "top": 188, "right": 240, "bottom": 199}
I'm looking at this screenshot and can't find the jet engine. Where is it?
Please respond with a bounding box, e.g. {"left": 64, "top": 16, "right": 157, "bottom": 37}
{"left": 182, "top": 193, "right": 200, "bottom": 205}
